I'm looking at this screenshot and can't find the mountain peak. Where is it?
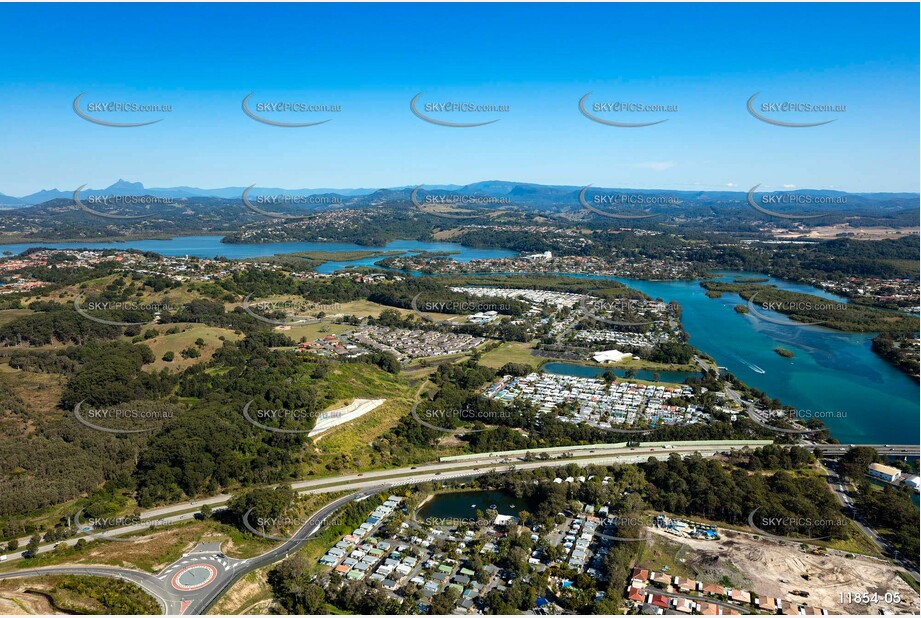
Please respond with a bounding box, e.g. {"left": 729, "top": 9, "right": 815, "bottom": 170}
{"left": 107, "top": 179, "right": 145, "bottom": 190}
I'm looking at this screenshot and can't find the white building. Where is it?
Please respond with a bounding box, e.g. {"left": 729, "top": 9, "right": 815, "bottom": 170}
{"left": 867, "top": 462, "right": 902, "bottom": 483}
{"left": 592, "top": 349, "right": 633, "bottom": 363}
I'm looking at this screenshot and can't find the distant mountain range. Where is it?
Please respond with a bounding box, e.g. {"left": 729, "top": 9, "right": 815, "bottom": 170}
{"left": 0, "top": 179, "right": 917, "bottom": 209}
{"left": 0, "top": 180, "right": 467, "bottom": 207}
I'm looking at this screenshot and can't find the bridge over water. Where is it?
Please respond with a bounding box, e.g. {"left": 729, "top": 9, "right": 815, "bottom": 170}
{"left": 813, "top": 444, "right": 919, "bottom": 458}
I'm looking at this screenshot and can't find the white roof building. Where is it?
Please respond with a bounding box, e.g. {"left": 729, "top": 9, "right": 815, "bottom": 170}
{"left": 592, "top": 349, "right": 633, "bottom": 363}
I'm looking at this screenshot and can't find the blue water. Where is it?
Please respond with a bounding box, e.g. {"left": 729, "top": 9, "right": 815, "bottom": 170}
{"left": 709, "top": 270, "right": 849, "bottom": 303}
{"left": 2, "top": 235, "right": 915, "bottom": 444}
{"left": 417, "top": 490, "right": 525, "bottom": 520}
{"left": 542, "top": 362, "right": 698, "bottom": 384}
{"left": 313, "top": 240, "right": 515, "bottom": 273}
{"left": 0, "top": 236, "right": 516, "bottom": 265}
{"left": 603, "top": 273, "right": 918, "bottom": 445}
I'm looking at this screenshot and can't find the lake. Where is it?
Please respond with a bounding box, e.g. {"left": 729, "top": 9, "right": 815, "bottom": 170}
{"left": 542, "top": 362, "right": 698, "bottom": 384}
{"left": 0, "top": 235, "right": 516, "bottom": 265}
{"left": 416, "top": 490, "right": 527, "bottom": 521}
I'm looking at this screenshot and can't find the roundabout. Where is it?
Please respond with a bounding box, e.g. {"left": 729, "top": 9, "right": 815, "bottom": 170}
{"left": 170, "top": 564, "right": 218, "bottom": 592}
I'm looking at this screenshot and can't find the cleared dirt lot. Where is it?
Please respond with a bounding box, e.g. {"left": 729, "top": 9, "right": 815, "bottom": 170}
{"left": 771, "top": 225, "right": 917, "bottom": 241}
{"left": 646, "top": 527, "right": 919, "bottom": 615}
{"left": 0, "top": 582, "right": 56, "bottom": 614}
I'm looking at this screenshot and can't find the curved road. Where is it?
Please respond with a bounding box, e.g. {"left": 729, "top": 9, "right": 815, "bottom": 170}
{"left": 0, "top": 440, "right": 775, "bottom": 614}
{"left": 0, "top": 487, "right": 383, "bottom": 615}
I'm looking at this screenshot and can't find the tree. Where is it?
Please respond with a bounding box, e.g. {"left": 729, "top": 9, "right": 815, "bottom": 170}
{"left": 429, "top": 588, "right": 460, "bottom": 614}
{"left": 200, "top": 503, "right": 212, "bottom": 520}
{"left": 840, "top": 446, "right": 878, "bottom": 481}
{"left": 162, "top": 351, "right": 175, "bottom": 362}
{"left": 6, "top": 538, "right": 18, "bottom": 552}
{"left": 498, "top": 362, "right": 533, "bottom": 377}
{"left": 25, "top": 533, "right": 40, "bottom": 557}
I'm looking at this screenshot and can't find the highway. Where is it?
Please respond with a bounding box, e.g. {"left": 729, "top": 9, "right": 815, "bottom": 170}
{"left": 3, "top": 440, "right": 771, "bottom": 560}
{"left": 0, "top": 440, "right": 769, "bottom": 614}
{"left": 814, "top": 444, "right": 920, "bottom": 458}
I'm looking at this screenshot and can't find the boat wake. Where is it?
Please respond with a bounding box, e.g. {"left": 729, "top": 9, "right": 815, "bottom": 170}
{"left": 732, "top": 355, "right": 766, "bottom": 374}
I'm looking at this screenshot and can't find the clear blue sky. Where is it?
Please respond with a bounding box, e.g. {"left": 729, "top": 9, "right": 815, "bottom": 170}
{"left": 0, "top": 3, "right": 918, "bottom": 194}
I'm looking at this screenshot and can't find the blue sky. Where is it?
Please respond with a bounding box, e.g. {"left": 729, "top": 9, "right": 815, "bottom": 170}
{"left": 0, "top": 3, "right": 918, "bottom": 194}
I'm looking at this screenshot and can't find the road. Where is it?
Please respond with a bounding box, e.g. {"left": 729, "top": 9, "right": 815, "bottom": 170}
{"left": 4, "top": 440, "right": 771, "bottom": 559}
{"left": 0, "top": 440, "right": 767, "bottom": 614}
{"left": 821, "top": 461, "right": 920, "bottom": 580}
{"left": 0, "top": 487, "right": 378, "bottom": 615}
{"left": 815, "top": 444, "right": 920, "bottom": 458}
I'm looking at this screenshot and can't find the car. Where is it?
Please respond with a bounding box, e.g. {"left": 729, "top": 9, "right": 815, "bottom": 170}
{"left": 410, "top": 466, "right": 417, "bottom": 469}
{"left": 435, "top": 472, "right": 442, "bottom": 475}
{"left": 357, "top": 473, "right": 364, "bottom": 477}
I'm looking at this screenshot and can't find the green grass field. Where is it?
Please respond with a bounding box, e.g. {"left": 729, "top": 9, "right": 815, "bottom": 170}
{"left": 141, "top": 324, "right": 243, "bottom": 371}
{"left": 478, "top": 341, "right": 545, "bottom": 369}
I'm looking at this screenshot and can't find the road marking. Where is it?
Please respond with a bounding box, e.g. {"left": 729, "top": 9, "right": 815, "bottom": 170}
{"left": 171, "top": 564, "right": 218, "bottom": 591}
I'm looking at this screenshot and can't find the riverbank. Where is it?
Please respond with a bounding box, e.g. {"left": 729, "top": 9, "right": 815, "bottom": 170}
{"left": 0, "top": 236, "right": 914, "bottom": 444}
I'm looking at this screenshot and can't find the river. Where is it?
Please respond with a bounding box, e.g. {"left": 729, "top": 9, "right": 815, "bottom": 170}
{"left": 605, "top": 272, "right": 918, "bottom": 445}
{"left": 0, "top": 235, "right": 516, "bottom": 263}
{"left": 3, "top": 237, "right": 916, "bottom": 445}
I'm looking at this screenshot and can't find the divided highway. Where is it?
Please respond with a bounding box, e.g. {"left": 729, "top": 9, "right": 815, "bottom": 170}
{"left": 0, "top": 440, "right": 770, "bottom": 614}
